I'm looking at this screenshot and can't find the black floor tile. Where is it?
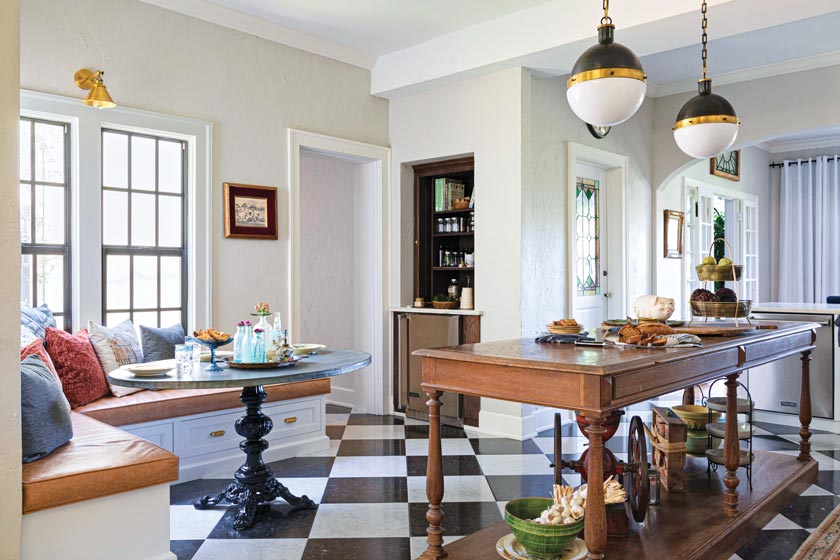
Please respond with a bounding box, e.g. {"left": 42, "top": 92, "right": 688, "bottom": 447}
{"left": 303, "top": 537, "right": 411, "bottom": 559}
{"left": 337, "top": 439, "right": 406, "bottom": 457}
{"left": 170, "top": 478, "right": 231, "bottom": 505}
{"left": 815, "top": 470, "right": 840, "bottom": 495}
{"left": 347, "top": 414, "right": 405, "bottom": 426}
{"left": 325, "top": 426, "right": 345, "bottom": 440}
{"left": 326, "top": 404, "right": 352, "bottom": 414}
{"left": 470, "top": 438, "right": 543, "bottom": 455}
{"left": 321, "top": 477, "right": 408, "bottom": 503}
{"left": 780, "top": 495, "right": 840, "bottom": 528}
{"left": 735, "top": 528, "right": 810, "bottom": 560}
{"left": 485, "top": 474, "right": 557, "bottom": 501}
{"left": 170, "top": 540, "right": 203, "bottom": 560}
{"left": 207, "top": 503, "right": 318, "bottom": 539}
{"left": 408, "top": 501, "right": 502, "bottom": 537}
{"left": 537, "top": 422, "right": 580, "bottom": 439}
{"left": 753, "top": 421, "right": 829, "bottom": 435}
{"left": 749, "top": 435, "right": 801, "bottom": 452}
{"left": 816, "top": 449, "right": 840, "bottom": 461}
{"left": 407, "top": 455, "right": 483, "bottom": 476}
{"left": 405, "top": 424, "right": 467, "bottom": 439}
{"left": 266, "top": 456, "right": 335, "bottom": 478}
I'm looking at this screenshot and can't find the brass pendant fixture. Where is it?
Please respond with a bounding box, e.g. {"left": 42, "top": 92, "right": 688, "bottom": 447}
{"left": 74, "top": 68, "right": 116, "bottom": 109}
{"left": 673, "top": 1, "right": 739, "bottom": 159}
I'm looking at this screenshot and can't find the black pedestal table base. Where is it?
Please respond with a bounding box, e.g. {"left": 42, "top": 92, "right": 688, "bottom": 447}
{"left": 194, "top": 385, "right": 315, "bottom": 530}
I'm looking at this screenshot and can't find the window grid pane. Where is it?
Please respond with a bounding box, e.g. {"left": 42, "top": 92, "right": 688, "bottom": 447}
{"left": 102, "top": 128, "right": 187, "bottom": 329}
{"left": 575, "top": 177, "right": 600, "bottom": 297}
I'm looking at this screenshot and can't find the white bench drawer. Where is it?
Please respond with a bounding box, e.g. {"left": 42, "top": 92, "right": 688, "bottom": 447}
{"left": 124, "top": 422, "right": 174, "bottom": 452}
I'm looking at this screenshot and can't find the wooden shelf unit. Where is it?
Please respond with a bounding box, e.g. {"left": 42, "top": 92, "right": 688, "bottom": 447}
{"left": 413, "top": 157, "right": 475, "bottom": 303}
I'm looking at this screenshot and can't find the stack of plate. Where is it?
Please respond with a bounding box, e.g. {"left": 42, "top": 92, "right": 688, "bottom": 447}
{"left": 546, "top": 323, "right": 584, "bottom": 335}
{"left": 124, "top": 363, "right": 173, "bottom": 377}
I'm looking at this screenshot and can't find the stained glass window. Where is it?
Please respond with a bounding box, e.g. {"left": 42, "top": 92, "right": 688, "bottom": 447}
{"left": 576, "top": 177, "right": 600, "bottom": 297}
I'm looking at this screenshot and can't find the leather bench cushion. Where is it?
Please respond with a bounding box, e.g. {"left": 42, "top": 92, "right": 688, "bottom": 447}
{"left": 22, "top": 413, "right": 178, "bottom": 514}
{"left": 74, "top": 378, "right": 331, "bottom": 426}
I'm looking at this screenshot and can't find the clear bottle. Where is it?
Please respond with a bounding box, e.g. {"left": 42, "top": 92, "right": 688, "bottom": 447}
{"left": 253, "top": 329, "right": 266, "bottom": 363}
{"left": 448, "top": 278, "right": 459, "bottom": 300}
{"left": 279, "top": 329, "right": 295, "bottom": 360}
{"left": 241, "top": 322, "right": 253, "bottom": 363}
{"left": 233, "top": 322, "right": 245, "bottom": 362}
{"left": 270, "top": 312, "right": 284, "bottom": 361}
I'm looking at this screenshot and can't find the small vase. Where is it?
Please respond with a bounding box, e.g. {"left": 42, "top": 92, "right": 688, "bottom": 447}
{"left": 279, "top": 329, "right": 295, "bottom": 361}
{"left": 233, "top": 324, "right": 245, "bottom": 363}
{"left": 252, "top": 314, "right": 272, "bottom": 349}
{"left": 252, "top": 330, "right": 266, "bottom": 363}
{"left": 241, "top": 324, "right": 253, "bottom": 363}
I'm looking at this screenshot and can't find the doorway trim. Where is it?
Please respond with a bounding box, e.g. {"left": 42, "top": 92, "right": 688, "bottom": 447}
{"left": 566, "top": 142, "right": 629, "bottom": 320}
{"left": 288, "top": 129, "right": 391, "bottom": 414}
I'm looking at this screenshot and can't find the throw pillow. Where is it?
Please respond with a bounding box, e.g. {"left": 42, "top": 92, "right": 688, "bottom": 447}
{"left": 140, "top": 323, "right": 185, "bottom": 362}
{"left": 88, "top": 319, "right": 144, "bottom": 397}
{"left": 20, "top": 325, "right": 38, "bottom": 349}
{"left": 44, "top": 327, "right": 111, "bottom": 408}
{"left": 21, "top": 304, "right": 57, "bottom": 339}
{"left": 21, "top": 354, "right": 73, "bottom": 463}
{"left": 20, "top": 338, "right": 60, "bottom": 386}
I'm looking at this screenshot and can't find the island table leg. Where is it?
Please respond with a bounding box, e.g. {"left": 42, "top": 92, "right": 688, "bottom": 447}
{"left": 799, "top": 350, "right": 813, "bottom": 461}
{"left": 723, "top": 373, "right": 741, "bottom": 516}
{"left": 584, "top": 414, "right": 607, "bottom": 560}
{"left": 423, "top": 390, "right": 447, "bottom": 559}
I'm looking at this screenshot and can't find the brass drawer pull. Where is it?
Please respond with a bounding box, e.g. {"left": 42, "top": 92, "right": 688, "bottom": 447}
{"left": 209, "top": 430, "right": 226, "bottom": 437}
{"left": 284, "top": 417, "right": 298, "bottom": 424}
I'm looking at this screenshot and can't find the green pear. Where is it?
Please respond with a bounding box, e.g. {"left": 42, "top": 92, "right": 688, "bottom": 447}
{"left": 701, "top": 256, "right": 717, "bottom": 265}
{"left": 718, "top": 257, "right": 732, "bottom": 266}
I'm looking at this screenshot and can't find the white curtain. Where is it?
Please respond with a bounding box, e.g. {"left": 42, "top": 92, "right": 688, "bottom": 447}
{"left": 779, "top": 156, "right": 840, "bottom": 303}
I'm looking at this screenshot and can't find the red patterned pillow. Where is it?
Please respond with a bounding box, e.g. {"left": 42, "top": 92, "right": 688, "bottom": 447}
{"left": 20, "top": 338, "right": 61, "bottom": 386}
{"left": 44, "top": 328, "right": 111, "bottom": 408}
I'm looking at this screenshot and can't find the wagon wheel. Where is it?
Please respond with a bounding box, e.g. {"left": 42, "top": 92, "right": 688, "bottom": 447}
{"left": 626, "top": 415, "right": 649, "bottom": 523}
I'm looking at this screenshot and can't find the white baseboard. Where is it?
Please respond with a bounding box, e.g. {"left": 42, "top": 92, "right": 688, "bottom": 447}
{"left": 478, "top": 407, "right": 569, "bottom": 441}
{"left": 327, "top": 385, "right": 357, "bottom": 411}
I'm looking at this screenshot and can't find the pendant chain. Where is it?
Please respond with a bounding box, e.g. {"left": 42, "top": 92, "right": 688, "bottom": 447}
{"left": 601, "top": 0, "right": 612, "bottom": 25}
{"left": 701, "top": 0, "right": 708, "bottom": 80}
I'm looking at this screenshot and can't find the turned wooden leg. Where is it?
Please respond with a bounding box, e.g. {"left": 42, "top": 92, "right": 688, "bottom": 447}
{"left": 799, "top": 350, "right": 813, "bottom": 462}
{"left": 682, "top": 386, "right": 696, "bottom": 406}
{"left": 584, "top": 414, "right": 607, "bottom": 560}
{"left": 723, "top": 373, "right": 741, "bottom": 516}
{"left": 423, "top": 390, "right": 447, "bottom": 559}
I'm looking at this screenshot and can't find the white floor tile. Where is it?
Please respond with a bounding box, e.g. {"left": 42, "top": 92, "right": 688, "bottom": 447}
{"left": 410, "top": 535, "right": 463, "bottom": 559}
{"left": 562, "top": 473, "right": 582, "bottom": 487}
{"left": 802, "top": 483, "right": 835, "bottom": 496}
{"left": 770, "top": 450, "right": 840, "bottom": 470}
{"left": 326, "top": 413, "right": 350, "bottom": 426}
{"left": 193, "top": 539, "right": 307, "bottom": 560}
{"left": 342, "top": 425, "right": 406, "bottom": 440}
{"left": 404, "top": 417, "right": 429, "bottom": 426}
{"left": 762, "top": 513, "right": 803, "bottom": 530}
{"left": 780, "top": 433, "right": 840, "bottom": 451}
{"left": 330, "top": 455, "right": 408, "bottom": 478}
{"left": 476, "top": 454, "right": 555, "bottom": 476}
{"left": 309, "top": 503, "right": 409, "bottom": 538}
{"left": 276, "top": 477, "right": 329, "bottom": 504}
{"left": 405, "top": 438, "right": 476, "bottom": 456}
{"left": 169, "top": 505, "right": 226, "bottom": 540}
{"left": 407, "top": 475, "right": 495, "bottom": 502}
{"left": 496, "top": 500, "right": 508, "bottom": 517}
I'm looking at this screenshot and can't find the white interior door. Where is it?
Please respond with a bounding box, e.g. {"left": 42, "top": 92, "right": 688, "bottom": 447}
{"left": 573, "top": 163, "right": 608, "bottom": 329}
{"left": 740, "top": 199, "right": 759, "bottom": 302}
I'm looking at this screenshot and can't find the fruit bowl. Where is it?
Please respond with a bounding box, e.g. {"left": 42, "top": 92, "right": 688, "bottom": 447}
{"left": 690, "top": 300, "right": 751, "bottom": 319}
{"left": 696, "top": 264, "right": 743, "bottom": 282}
{"left": 671, "top": 405, "right": 721, "bottom": 430}
{"left": 504, "top": 498, "right": 584, "bottom": 560}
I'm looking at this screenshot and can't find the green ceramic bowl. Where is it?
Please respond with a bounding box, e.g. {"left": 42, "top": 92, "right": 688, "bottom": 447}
{"left": 504, "top": 498, "right": 584, "bottom": 560}
{"left": 671, "top": 405, "right": 722, "bottom": 430}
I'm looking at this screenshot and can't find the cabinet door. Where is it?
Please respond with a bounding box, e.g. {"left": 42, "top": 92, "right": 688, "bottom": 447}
{"left": 407, "top": 314, "right": 460, "bottom": 418}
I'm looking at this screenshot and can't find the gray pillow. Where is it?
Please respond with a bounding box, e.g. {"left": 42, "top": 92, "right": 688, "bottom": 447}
{"left": 21, "top": 354, "right": 73, "bottom": 463}
{"left": 21, "top": 304, "right": 57, "bottom": 339}
{"left": 140, "top": 323, "right": 185, "bottom": 362}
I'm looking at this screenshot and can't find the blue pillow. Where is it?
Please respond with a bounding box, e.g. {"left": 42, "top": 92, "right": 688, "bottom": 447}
{"left": 21, "top": 354, "right": 73, "bottom": 463}
{"left": 21, "top": 304, "right": 57, "bottom": 339}
{"left": 140, "top": 323, "right": 186, "bottom": 362}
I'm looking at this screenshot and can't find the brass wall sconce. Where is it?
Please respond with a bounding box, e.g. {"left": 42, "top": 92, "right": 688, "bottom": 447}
{"left": 74, "top": 68, "right": 116, "bottom": 109}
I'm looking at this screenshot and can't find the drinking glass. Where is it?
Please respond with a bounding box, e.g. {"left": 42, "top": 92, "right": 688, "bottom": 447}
{"left": 175, "top": 344, "right": 193, "bottom": 378}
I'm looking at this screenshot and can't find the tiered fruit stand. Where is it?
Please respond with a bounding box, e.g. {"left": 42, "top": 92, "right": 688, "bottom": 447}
{"left": 690, "top": 238, "right": 752, "bottom": 326}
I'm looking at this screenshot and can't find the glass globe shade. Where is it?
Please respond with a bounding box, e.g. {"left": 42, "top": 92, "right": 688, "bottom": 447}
{"left": 673, "top": 122, "right": 739, "bottom": 159}
{"left": 567, "top": 77, "right": 646, "bottom": 127}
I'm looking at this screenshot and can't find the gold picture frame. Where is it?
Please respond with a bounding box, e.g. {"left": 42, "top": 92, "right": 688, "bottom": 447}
{"left": 223, "top": 183, "right": 278, "bottom": 239}
{"left": 664, "top": 210, "right": 684, "bottom": 259}
{"left": 710, "top": 149, "right": 740, "bottom": 181}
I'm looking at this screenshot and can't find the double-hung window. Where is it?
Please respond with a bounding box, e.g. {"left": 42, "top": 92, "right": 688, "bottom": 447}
{"left": 19, "top": 117, "right": 71, "bottom": 330}
{"left": 101, "top": 129, "right": 188, "bottom": 329}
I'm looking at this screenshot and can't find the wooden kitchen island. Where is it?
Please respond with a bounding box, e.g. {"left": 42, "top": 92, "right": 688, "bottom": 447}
{"left": 416, "top": 322, "right": 818, "bottom": 560}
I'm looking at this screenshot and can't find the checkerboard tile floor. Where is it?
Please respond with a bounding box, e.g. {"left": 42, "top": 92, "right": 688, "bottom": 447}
{"left": 170, "top": 399, "right": 840, "bottom": 560}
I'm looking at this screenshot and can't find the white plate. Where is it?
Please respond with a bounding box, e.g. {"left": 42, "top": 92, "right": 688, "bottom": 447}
{"left": 496, "top": 535, "right": 587, "bottom": 560}
{"left": 124, "top": 364, "right": 172, "bottom": 377}
{"left": 292, "top": 343, "right": 326, "bottom": 355}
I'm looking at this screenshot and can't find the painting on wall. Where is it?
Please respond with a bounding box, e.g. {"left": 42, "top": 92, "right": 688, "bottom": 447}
{"left": 663, "top": 209, "right": 684, "bottom": 259}
{"left": 223, "top": 183, "right": 278, "bottom": 239}
{"left": 710, "top": 149, "right": 740, "bottom": 181}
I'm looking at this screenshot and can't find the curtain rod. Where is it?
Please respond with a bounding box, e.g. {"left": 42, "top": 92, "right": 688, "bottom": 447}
{"left": 769, "top": 156, "right": 838, "bottom": 168}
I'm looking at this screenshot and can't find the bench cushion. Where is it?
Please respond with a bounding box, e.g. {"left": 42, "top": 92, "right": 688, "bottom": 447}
{"left": 22, "top": 413, "right": 178, "bottom": 514}
{"left": 74, "top": 378, "right": 331, "bottom": 426}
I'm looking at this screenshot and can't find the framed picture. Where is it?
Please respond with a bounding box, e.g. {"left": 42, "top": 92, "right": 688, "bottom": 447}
{"left": 710, "top": 149, "right": 740, "bottom": 181}
{"left": 223, "top": 183, "right": 278, "bottom": 239}
{"left": 663, "top": 209, "right": 684, "bottom": 259}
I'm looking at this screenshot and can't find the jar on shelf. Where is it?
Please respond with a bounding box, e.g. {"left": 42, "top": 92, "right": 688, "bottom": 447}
{"left": 437, "top": 218, "right": 444, "bottom": 232}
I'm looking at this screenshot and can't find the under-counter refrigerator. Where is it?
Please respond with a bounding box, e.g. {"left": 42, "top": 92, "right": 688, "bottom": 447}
{"left": 396, "top": 312, "right": 461, "bottom": 421}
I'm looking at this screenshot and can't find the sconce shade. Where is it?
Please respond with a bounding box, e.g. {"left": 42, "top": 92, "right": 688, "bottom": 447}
{"left": 74, "top": 68, "right": 116, "bottom": 109}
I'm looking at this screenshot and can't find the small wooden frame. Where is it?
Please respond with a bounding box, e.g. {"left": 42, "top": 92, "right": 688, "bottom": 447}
{"left": 710, "top": 149, "right": 740, "bottom": 181}
{"left": 651, "top": 406, "right": 687, "bottom": 492}
{"left": 223, "top": 183, "right": 278, "bottom": 239}
{"left": 663, "top": 210, "right": 684, "bottom": 259}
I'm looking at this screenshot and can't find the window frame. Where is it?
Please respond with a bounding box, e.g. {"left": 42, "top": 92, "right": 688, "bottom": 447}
{"left": 101, "top": 129, "right": 189, "bottom": 328}
{"left": 19, "top": 116, "right": 73, "bottom": 329}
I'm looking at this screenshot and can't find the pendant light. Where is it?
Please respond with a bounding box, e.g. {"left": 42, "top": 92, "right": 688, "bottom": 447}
{"left": 673, "top": 1, "right": 739, "bottom": 159}
{"left": 567, "top": 0, "right": 647, "bottom": 127}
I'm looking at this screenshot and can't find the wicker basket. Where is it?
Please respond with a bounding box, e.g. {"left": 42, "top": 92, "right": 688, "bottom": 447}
{"left": 432, "top": 301, "right": 458, "bottom": 309}
{"left": 695, "top": 264, "right": 743, "bottom": 282}
{"left": 690, "top": 300, "right": 752, "bottom": 319}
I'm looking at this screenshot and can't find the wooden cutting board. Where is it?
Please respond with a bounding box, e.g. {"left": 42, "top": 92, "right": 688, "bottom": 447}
{"left": 673, "top": 323, "right": 756, "bottom": 336}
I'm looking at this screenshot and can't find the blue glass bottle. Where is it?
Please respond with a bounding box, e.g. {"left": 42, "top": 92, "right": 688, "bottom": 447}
{"left": 241, "top": 322, "right": 253, "bottom": 363}
{"left": 253, "top": 329, "right": 266, "bottom": 363}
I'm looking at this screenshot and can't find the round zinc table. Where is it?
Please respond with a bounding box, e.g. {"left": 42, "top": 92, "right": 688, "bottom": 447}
{"left": 108, "top": 349, "right": 371, "bottom": 530}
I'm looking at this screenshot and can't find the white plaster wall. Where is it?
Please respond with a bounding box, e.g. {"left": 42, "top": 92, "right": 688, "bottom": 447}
{"left": 19, "top": 0, "right": 389, "bottom": 331}
{"left": 0, "top": 1, "right": 22, "bottom": 556}
{"left": 654, "top": 146, "right": 771, "bottom": 315}
{"left": 525, "top": 75, "right": 654, "bottom": 336}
